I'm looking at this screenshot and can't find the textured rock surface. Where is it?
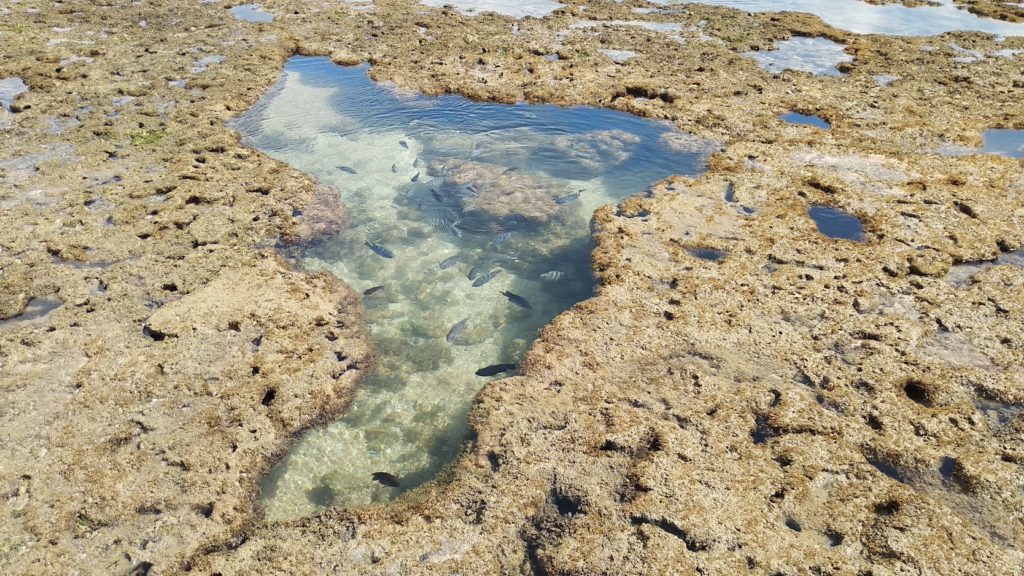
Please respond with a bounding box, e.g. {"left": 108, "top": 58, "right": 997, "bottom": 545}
{"left": 0, "top": 0, "right": 1022, "bottom": 574}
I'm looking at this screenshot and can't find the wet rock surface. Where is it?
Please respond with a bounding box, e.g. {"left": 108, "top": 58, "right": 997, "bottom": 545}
{"left": 0, "top": 0, "right": 1022, "bottom": 574}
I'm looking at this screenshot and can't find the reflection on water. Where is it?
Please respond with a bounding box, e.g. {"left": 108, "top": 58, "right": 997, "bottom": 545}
{"left": 662, "top": 0, "right": 1024, "bottom": 36}
{"left": 230, "top": 57, "right": 710, "bottom": 519}
{"left": 230, "top": 3, "right": 274, "bottom": 23}
{"left": 808, "top": 205, "right": 865, "bottom": 241}
{"left": 746, "top": 37, "right": 852, "bottom": 77}
{"left": 946, "top": 251, "right": 1024, "bottom": 286}
{"left": 781, "top": 112, "right": 831, "bottom": 129}
{"left": 981, "top": 129, "right": 1024, "bottom": 159}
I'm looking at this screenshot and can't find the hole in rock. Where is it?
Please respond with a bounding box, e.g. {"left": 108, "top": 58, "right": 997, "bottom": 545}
{"left": 903, "top": 380, "right": 932, "bottom": 407}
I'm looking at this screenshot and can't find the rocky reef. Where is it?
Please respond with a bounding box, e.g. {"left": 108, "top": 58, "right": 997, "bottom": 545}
{"left": 0, "top": 0, "right": 1021, "bottom": 574}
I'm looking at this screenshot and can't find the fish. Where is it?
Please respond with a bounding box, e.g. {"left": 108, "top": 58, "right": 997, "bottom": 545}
{"left": 472, "top": 268, "right": 502, "bottom": 287}
{"left": 555, "top": 190, "right": 581, "bottom": 204}
{"left": 439, "top": 255, "right": 460, "bottom": 269}
{"left": 413, "top": 157, "right": 421, "bottom": 168}
{"left": 428, "top": 218, "right": 462, "bottom": 238}
{"left": 430, "top": 188, "right": 444, "bottom": 203}
{"left": 503, "top": 166, "right": 520, "bottom": 174}
{"left": 475, "top": 363, "right": 516, "bottom": 377}
{"left": 465, "top": 184, "right": 479, "bottom": 195}
{"left": 411, "top": 172, "right": 420, "bottom": 183}
{"left": 540, "top": 271, "right": 564, "bottom": 281}
{"left": 364, "top": 241, "right": 395, "bottom": 259}
{"left": 391, "top": 163, "right": 399, "bottom": 173}
{"left": 482, "top": 253, "right": 519, "bottom": 264}
{"left": 467, "top": 266, "right": 482, "bottom": 281}
{"left": 371, "top": 472, "right": 401, "bottom": 487}
{"left": 446, "top": 317, "right": 469, "bottom": 343}
{"left": 337, "top": 165, "right": 358, "bottom": 175}
{"left": 363, "top": 285, "right": 385, "bottom": 296}
{"left": 399, "top": 140, "right": 409, "bottom": 149}
{"left": 506, "top": 214, "right": 527, "bottom": 227}
{"left": 500, "top": 291, "right": 533, "bottom": 310}
{"left": 492, "top": 232, "right": 511, "bottom": 245}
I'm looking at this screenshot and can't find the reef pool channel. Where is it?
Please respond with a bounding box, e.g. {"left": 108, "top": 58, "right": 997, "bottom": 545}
{"left": 231, "top": 57, "right": 712, "bottom": 519}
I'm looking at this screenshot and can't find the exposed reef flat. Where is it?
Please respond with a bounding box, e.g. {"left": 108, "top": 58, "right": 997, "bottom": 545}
{"left": 0, "top": 0, "right": 1022, "bottom": 574}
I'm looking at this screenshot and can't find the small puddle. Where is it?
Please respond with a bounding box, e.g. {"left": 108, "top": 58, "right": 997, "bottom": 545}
{"left": 231, "top": 3, "right": 274, "bottom": 23}
{"left": 190, "top": 55, "right": 225, "bottom": 74}
{"left": 781, "top": 112, "right": 830, "bottom": 129}
{"left": 873, "top": 74, "right": 899, "bottom": 87}
{"left": 745, "top": 37, "right": 852, "bottom": 77}
{"left": 980, "top": 129, "right": 1024, "bottom": 159}
{"left": 808, "top": 205, "right": 865, "bottom": 241}
{"left": 419, "top": 0, "right": 563, "bottom": 18}
{"left": 945, "top": 251, "right": 1024, "bottom": 286}
{"left": 689, "top": 247, "right": 727, "bottom": 261}
{"left": 0, "top": 297, "right": 63, "bottom": 330}
{"left": 0, "top": 77, "right": 29, "bottom": 111}
{"left": 660, "top": 0, "right": 1024, "bottom": 36}
{"left": 598, "top": 49, "right": 638, "bottom": 63}
{"left": 232, "top": 57, "right": 712, "bottom": 519}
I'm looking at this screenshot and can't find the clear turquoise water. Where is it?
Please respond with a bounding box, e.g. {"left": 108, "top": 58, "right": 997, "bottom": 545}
{"left": 230, "top": 57, "right": 711, "bottom": 519}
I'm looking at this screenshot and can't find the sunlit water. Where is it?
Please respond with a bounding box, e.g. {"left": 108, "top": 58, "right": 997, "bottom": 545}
{"left": 745, "top": 37, "right": 852, "bottom": 76}
{"left": 662, "top": 0, "right": 1024, "bottom": 36}
{"left": 230, "top": 57, "right": 711, "bottom": 519}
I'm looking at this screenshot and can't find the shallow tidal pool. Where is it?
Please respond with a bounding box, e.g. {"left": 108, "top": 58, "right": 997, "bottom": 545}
{"left": 230, "top": 57, "right": 711, "bottom": 519}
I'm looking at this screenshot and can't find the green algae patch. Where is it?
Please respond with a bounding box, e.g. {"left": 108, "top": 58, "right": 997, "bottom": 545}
{"left": 130, "top": 128, "right": 167, "bottom": 146}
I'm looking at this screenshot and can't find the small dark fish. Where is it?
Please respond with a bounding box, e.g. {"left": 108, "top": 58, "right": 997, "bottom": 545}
{"left": 446, "top": 317, "right": 469, "bottom": 343}
{"left": 466, "top": 184, "right": 479, "bottom": 194}
{"left": 506, "top": 214, "right": 527, "bottom": 227}
{"left": 431, "top": 188, "right": 444, "bottom": 203}
{"left": 540, "top": 270, "right": 564, "bottom": 281}
{"left": 503, "top": 166, "right": 520, "bottom": 174}
{"left": 500, "top": 291, "right": 533, "bottom": 310}
{"left": 439, "top": 255, "right": 460, "bottom": 269}
{"left": 555, "top": 190, "right": 581, "bottom": 204}
{"left": 363, "top": 285, "right": 385, "bottom": 296}
{"left": 399, "top": 140, "right": 409, "bottom": 149}
{"left": 338, "top": 165, "right": 358, "bottom": 175}
{"left": 391, "top": 163, "right": 399, "bottom": 173}
{"left": 467, "top": 265, "right": 482, "bottom": 281}
{"left": 411, "top": 172, "right": 420, "bottom": 182}
{"left": 475, "top": 363, "right": 516, "bottom": 377}
{"left": 413, "top": 156, "right": 421, "bottom": 168}
{"left": 371, "top": 472, "right": 401, "bottom": 487}
{"left": 472, "top": 268, "right": 501, "bottom": 287}
{"left": 724, "top": 182, "right": 735, "bottom": 203}
{"left": 492, "top": 232, "right": 511, "bottom": 245}
{"left": 364, "top": 241, "right": 394, "bottom": 259}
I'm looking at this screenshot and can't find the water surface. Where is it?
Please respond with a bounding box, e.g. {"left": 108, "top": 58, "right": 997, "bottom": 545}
{"left": 808, "top": 205, "right": 865, "bottom": 241}
{"left": 420, "top": 0, "right": 563, "bottom": 18}
{"left": 231, "top": 57, "right": 710, "bottom": 519}
{"left": 745, "top": 37, "right": 852, "bottom": 76}
{"left": 231, "top": 3, "right": 274, "bottom": 23}
{"left": 980, "top": 129, "right": 1024, "bottom": 158}
{"left": 781, "top": 112, "right": 830, "bottom": 129}
{"left": 0, "top": 77, "right": 28, "bottom": 111}
{"left": 662, "top": 0, "right": 1024, "bottom": 36}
